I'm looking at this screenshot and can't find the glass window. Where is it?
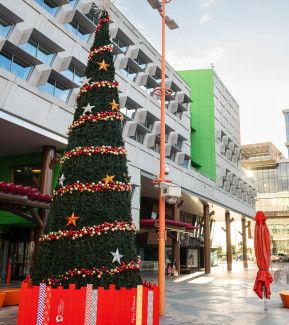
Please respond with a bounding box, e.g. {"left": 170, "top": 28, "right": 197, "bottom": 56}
{"left": 61, "top": 64, "right": 84, "bottom": 85}
{"left": 33, "top": 0, "right": 59, "bottom": 16}
{"left": 175, "top": 111, "right": 183, "bottom": 120}
{"left": 169, "top": 150, "right": 176, "bottom": 162}
{"left": 154, "top": 139, "right": 160, "bottom": 153}
{"left": 0, "top": 16, "right": 13, "bottom": 38}
{"left": 21, "top": 38, "right": 55, "bottom": 66}
{"left": 132, "top": 130, "right": 145, "bottom": 144}
{"left": 68, "top": 0, "right": 78, "bottom": 8}
{"left": 142, "top": 118, "right": 154, "bottom": 131}
{"left": 134, "top": 56, "right": 147, "bottom": 70}
{"left": 120, "top": 106, "right": 136, "bottom": 119}
{"left": 113, "top": 36, "right": 128, "bottom": 52}
{"left": 11, "top": 165, "right": 42, "bottom": 189}
{"left": 121, "top": 65, "right": 137, "bottom": 82}
{"left": 65, "top": 19, "right": 91, "bottom": 43}
{"left": 181, "top": 159, "right": 189, "bottom": 169}
{"left": 0, "top": 50, "right": 32, "bottom": 79}
{"left": 175, "top": 138, "right": 183, "bottom": 150}
{"left": 85, "top": 10, "right": 98, "bottom": 25}
{"left": 165, "top": 132, "right": 169, "bottom": 142}
{"left": 39, "top": 77, "right": 71, "bottom": 102}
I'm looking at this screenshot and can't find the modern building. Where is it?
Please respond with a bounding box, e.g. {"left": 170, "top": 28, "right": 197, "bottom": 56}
{"left": 283, "top": 109, "right": 289, "bottom": 157}
{"left": 242, "top": 142, "right": 289, "bottom": 254}
{"left": 0, "top": 0, "right": 255, "bottom": 282}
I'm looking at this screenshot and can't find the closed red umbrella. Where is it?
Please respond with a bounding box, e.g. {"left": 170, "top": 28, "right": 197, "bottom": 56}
{"left": 253, "top": 211, "right": 273, "bottom": 299}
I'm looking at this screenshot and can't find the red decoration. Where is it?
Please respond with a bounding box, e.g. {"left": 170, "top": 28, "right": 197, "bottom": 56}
{"left": 94, "top": 16, "right": 110, "bottom": 34}
{"left": 40, "top": 221, "right": 136, "bottom": 242}
{"left": 88, "top": 44, "right": 113, "bottom": 60}
{"left": 77, "top": 80, "right": 119, "bottom": 99}
{"left": 60, "top": 146, "right": 127, "bottom": 165}
{"left": 140, "top": 219, "right": 198, "bottom": 231}
{"left": 44, "top": 258, "right": 141, "bottom": 286}
{"left": 68, "top": 111, "right": 123, "bottom": 134}
{"left": 18, "top": 281, "right": 160, "bottom": 325}
{"left": 53, "top": 180, "right": 132, "bottom": 198}
{"left": 0, "top": 181, "right": 51, "bottom": 203}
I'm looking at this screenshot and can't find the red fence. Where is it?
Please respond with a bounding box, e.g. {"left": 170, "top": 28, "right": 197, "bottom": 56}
{"left": 17, "top": 281, "right": 159, "bottom": 325}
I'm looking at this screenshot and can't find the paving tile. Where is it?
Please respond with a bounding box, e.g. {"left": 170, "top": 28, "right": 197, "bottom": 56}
{"left": 1, "top": 262, "right": 289, "bottom": 324}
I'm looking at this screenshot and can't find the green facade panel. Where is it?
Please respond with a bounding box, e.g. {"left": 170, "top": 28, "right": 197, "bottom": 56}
{"left": 178, "top": 69, "right": 216, "bottom": 181}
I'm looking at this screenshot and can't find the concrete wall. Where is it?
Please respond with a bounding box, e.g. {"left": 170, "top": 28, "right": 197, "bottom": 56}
{"left": 0, "top": 0, "right": 255, "bottom": 224}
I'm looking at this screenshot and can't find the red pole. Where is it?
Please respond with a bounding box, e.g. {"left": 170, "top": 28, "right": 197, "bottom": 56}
{"left": 6, "top": 257, "right": 12, "bottom": 284}
{"left": 158, "top": 0, "right": 166, "bottom": 316}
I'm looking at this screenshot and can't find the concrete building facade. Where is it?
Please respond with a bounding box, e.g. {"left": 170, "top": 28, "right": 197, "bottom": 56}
{"left": 0, "top": 0, "right": 254, "bottom": 280}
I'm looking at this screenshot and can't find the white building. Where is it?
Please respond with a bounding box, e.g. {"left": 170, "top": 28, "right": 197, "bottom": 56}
{"left": 0, "top": 0, "right": 255, "bottom": 278}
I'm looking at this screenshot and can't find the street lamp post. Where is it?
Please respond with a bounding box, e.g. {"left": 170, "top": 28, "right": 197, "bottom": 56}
{"left": 147, "top": 0, "right": 178, "bottom": 316}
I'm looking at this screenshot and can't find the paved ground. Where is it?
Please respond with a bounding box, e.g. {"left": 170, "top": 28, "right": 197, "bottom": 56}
{"left": 1, "top": 262, "right": 288, "bottom": 324}
{"left": 159, "top": 262, "right": 289, "bottom": 325}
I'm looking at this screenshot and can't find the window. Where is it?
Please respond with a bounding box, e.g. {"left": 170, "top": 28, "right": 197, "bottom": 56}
{"left": 157, "top": 99, "right": 170, "bottom": 109}
{"left": 134, "top": 56, "right": 147, "bottom": 70}
{"left": 142, "top": 118, "right": 154, "bottom": 131}
{"left": 175, "top": 111, "right": 183, "bottom": 119}
{"left": 0, "top": 16, "right": 13, "bottom": 38}
{"left": 61, "top": 64, "right": 84, "bottom": 85}
{"left": 68, "top": 0, "right": 78, "bottom": 8}
{"left": 113, "top": 36, "right": 129, "bottom": 52}
{"left": 21, "top": 38, "right": 55, "bottom": 66}
{"left": 121, "top": 65, "right": 137, "bottom": 82}
{"left": 11, "top": 165, "right": 42, "bottom": 189}
{"left": 85, "top": 10, "right": 98, "bottom": 25}
{"left": 151, "top": 73, "right": 161, "bottom": 82}
{"left": 33, "top": 0, "right": 59, "bottom": 16}
{"left": 120, "top": 106, "right": 136, "bottom": 119}
{"left": 0, "top": 50, "right": 32, "bottom": 79}
{"left": 175, "top": 138, "right": 183, "bottom": 150}
{"left": 181, "top": 159, "right": 189, "bottom": 169}
{"left": 165, "top": 132, "right": 170, "bottom": 143}
{"left": 154, "top": 139, "right": 160, "bottom": 153}
{"left": 39, "top": 77, "right": 71, "bottom": 102}
{"left": 140, "top": 84, "right": 154, "bottom": 95}
{"left": 169, "top": 149, "right": 176, "bottom": 162}
{"left": 132, "top": 129, "right": 145, "bottom": 144}
{"left": 65, "top": 19, "right": 91, "bottom": 43}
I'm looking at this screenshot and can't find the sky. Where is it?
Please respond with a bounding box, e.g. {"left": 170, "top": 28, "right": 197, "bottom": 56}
{"left": 114, "top": 0, "right": 289, "bottom": 156}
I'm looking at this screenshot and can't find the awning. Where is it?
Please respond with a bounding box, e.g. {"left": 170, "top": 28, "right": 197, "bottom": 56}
{"left": 140, "top": 219, "right": 198, "bottom": 233}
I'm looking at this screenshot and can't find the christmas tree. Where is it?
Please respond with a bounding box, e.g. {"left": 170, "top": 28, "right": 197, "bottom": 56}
{"left": 32, "top": 9, "right": 142, "bottom": 289}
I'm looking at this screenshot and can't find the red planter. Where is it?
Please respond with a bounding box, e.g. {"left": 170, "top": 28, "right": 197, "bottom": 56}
{"left": 17, "top": 281, "right": 159, "bottom": 325}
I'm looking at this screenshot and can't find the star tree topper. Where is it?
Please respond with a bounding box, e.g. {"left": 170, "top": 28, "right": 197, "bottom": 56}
{"left": 111, "top": 248, "right": 123, "bottom": 265}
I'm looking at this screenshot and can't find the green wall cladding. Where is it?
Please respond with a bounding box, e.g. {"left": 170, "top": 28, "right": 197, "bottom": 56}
{"left": 0, "top": 152, "right": 61, "bottom": 227}
{"left": 178, "top": 69, "right": 216, "bottom": 181}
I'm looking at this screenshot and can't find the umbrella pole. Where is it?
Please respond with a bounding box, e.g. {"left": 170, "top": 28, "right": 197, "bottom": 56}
{"left": 263, "top": 286, "right": 269, "bottom": 311}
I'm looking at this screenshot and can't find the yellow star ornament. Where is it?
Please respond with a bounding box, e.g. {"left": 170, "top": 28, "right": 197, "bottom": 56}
{"left": 97, "top": 60, "right": 110, "bottom": 71}
{"left": 66, "top": 212, "right": 79, "bottom": 227}
{"left": 110, "top": 99, "right": 120, "bottom": 111}
{"left": 102, "top": 175, "right": 115, "bottom": 185}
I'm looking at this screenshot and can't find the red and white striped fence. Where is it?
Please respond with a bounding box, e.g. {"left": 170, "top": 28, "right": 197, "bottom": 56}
{"left": 17, "top": 280, "right": 159, "bottom": 325}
